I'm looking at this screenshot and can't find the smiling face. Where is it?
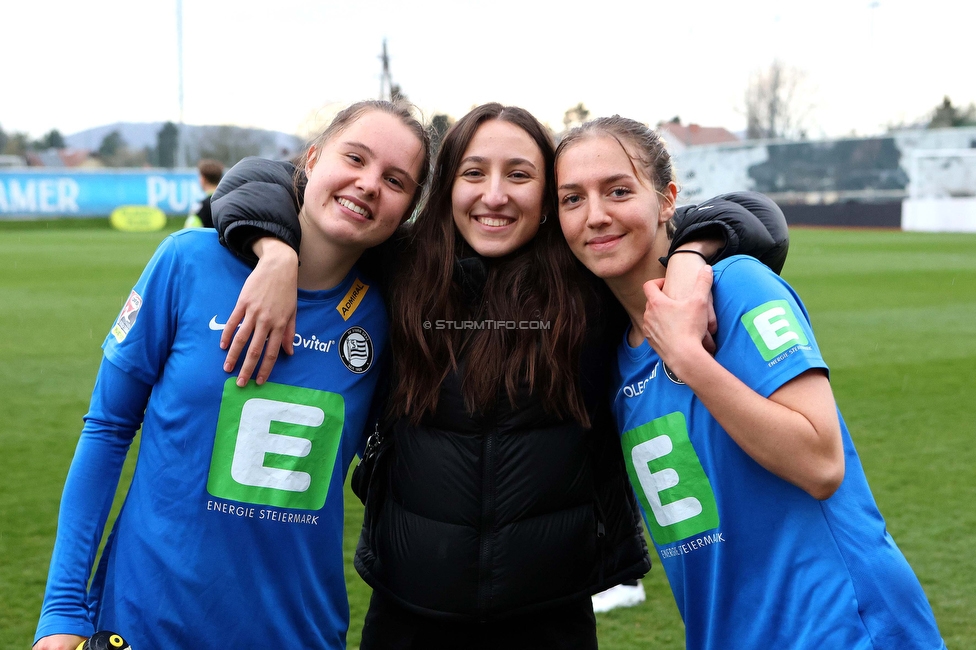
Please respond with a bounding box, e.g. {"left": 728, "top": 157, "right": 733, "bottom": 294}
{"left": 556, "top": 135, "right": 676, "bottom": 285}
{"left": 451, "top": 119, "right": 546, "bottom": 258}
{"left": 302, "top": 110, "right": 425, "bottom": 255}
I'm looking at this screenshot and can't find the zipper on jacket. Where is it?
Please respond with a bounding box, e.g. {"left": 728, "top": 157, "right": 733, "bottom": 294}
{"left": 476, "top": 416, "right": 497, "bottom": 620}
{"left": 593, "top": 484, "right": 608, "bottom": 587}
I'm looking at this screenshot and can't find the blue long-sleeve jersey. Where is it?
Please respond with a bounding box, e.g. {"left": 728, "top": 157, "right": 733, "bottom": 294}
{"left": 36, "top": 229, "right": 387, "bottom": 649}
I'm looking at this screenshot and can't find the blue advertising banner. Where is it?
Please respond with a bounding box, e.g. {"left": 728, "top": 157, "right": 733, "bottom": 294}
{"left": 0, "top": 169, "right": 206, "bottom": 218}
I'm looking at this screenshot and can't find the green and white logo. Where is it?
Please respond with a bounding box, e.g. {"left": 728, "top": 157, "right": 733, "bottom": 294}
{"left": 741, "top": 299, "right": 808, "bottom": 361}
{"left": 208, "top": 379, "right": 345, "bottom": 510}
{"left": 621, "top": 412, "right": 719, "bottom": 545}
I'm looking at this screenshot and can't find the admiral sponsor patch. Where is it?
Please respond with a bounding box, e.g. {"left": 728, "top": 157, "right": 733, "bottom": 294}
{"left": 337, "top": 278, "right": 369, "bottom": 321}
{"left": 111, "top": 290, "right": 143, "bottom": 342}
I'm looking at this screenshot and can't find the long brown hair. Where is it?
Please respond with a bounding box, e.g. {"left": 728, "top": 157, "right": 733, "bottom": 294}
{"left": 389, "top": 103, "right": 592, "bottom": 425}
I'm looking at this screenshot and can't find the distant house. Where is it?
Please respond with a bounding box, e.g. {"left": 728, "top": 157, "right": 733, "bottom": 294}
{"left": 0, "top": 154, "right": 26, "bottom": 168}
{"left": 657, "top": 120, "right": 739, "bottom": 154}
{"left": 25, "top": 148, "right": 92, "bottom": 167}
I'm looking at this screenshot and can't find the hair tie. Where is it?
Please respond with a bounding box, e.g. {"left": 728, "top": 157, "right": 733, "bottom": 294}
{"left": 667, "top": 249, "right": 710, "bottom": 264}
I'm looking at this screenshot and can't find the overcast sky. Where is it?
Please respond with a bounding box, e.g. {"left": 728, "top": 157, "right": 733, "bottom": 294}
{"left": 3, "top": 0, "right": 974, "bottom": 142}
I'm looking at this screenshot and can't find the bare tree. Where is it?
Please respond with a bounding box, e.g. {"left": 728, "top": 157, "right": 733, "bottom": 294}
{"left": 430, "top": 113, "right": 454, "bottom": 157}
{"left": 928, "top": 96, "right": 976, "bottom": 128}
{"left": 97, "top": 130, "right": 125, "bottom": 160}
{"left": 195, "top": 125, "right": 275, "bottom": 167}
{"left": 4, "top": 132, "right": 29, "bottom": 156}
{"left": 156, "top": 122, "right": 180, "bottom": 168}
{"left": 37, "top": 129, "right": 66, "bottom": 150}
{"left": 744, "top": 60, "right": 812, "bottom": 140}
{"left": 563, "top": 103, "right": 590, "bottom": 132}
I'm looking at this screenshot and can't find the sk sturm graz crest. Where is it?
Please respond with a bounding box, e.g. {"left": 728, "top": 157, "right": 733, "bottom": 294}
{"left": 339, "top": 326, "right": 373, "bottom": 374}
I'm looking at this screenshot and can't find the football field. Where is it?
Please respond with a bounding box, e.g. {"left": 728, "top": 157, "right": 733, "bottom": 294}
{"left": 1, "top": 220, "right": 973, "bottom": 648}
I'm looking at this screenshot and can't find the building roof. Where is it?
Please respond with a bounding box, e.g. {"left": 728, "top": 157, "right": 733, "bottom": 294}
{"left": 658, "top": 122, "right": 739, "bottom": 147}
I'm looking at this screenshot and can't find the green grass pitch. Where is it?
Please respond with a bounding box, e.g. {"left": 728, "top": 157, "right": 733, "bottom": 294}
{"left": 1, "top": 221, "right": 973, "bottom": 648}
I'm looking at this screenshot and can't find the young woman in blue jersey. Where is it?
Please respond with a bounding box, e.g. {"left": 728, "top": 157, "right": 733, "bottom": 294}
{"left": 32, "top": 100, "right": 431, "bottom": 650}
{"left": 554, "top": 116, "right": 946, "bottom": 649}
{"left": 208, "top": 102, "right": 788, "bottom": 649}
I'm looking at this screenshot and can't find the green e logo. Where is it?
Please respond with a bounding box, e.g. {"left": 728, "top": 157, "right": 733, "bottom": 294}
{"left": 621, "top": 412, "right": 719, "bottom": 545}
{"left": 207, "top": 379, "right": 344, "bottom": 510}
{"left": 741, "top": 299, "right": 808, "bottom": 361}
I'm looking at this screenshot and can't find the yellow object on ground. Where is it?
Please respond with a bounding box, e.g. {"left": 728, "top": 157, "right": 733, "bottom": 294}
{"left": 110, "top": 205, "right": 167, "bottom": 232}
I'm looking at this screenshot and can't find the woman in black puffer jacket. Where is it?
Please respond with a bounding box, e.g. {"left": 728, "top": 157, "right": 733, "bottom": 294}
{"left": 213, "top": 102, "right": 788, "bottom": 649}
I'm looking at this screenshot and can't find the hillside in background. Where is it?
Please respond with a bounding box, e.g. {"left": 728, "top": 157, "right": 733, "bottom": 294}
{"left": 65, "top": 122, "right": 304, "bottom": 162}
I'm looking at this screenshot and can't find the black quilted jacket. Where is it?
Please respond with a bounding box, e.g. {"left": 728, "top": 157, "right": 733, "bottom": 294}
{"left": 354, "top": 256, "right": 650, "bottom": 621}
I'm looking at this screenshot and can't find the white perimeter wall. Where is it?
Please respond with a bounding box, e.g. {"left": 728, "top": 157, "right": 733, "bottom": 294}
{"left": 669, "top": 127, "right": 976, "bottom": 232}
{"left": 902, "top": 198, "right": 976, "bottom": 232}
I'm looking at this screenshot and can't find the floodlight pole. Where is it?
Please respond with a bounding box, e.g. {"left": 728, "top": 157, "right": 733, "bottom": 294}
{"left": 379, "top": 39, "right": 391, "bottom": 101}
{"left": 176, "top": 0, "right": 186, "bottom": 168}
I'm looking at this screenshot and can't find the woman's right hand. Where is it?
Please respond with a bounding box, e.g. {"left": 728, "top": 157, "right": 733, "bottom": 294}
{"left": 221, "top": 237, "right": 299, "bottom": 386}
{"left": 660, "top": 246, "right": 718, "bottom": 354}
{"left": 32, "top": 634, "right": 87, "bottom": 650}
{"left": 642, "top": 266, "right": 715, "bottom": 372}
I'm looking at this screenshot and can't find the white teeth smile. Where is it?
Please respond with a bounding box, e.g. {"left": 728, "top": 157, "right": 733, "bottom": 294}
{"left": 337, "top": 197, "right": 370, "bottom": 218}
{"left": 476, "top": 216, "right": 513, "bottom": 227}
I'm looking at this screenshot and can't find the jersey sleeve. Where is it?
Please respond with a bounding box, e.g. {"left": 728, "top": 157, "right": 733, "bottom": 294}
{"left": 211, "top": 157, "right": 303, "bottom": 264}
{"left": 711, "top": 256, "right": 828, "bottom": 399}
{"left": 101, "top": 234, "right": 182, "bottom": 386}
{"left": 668, "top": 191, "right": 790, "bottom": 273}
{"left": 34, "top": 359, "right": 152, "bottom": 644}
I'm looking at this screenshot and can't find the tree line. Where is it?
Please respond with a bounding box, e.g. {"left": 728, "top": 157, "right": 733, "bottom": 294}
{"left": 3, "top": 84, "right": 974, "bottom": 168}
{"left": 742, "top": 60, "right": 975, "bottom": 140}
{"left": 0, "top": 122, "right": 181, "bottom": 167}
{"left": 0, "top": 121, "right": 283, "bottom": 168}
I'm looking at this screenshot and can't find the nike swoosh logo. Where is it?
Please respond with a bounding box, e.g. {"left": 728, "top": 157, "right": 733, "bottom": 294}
{"left": 209, "top": 316, "right": 227, "bottom": 331}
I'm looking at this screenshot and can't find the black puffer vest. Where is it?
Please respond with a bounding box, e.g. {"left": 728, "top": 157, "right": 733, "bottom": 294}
{"left": 354, "top": 256, "right": 650, "bottom": 621}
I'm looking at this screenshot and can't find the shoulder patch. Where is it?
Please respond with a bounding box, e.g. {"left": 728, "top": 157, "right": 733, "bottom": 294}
{"left": 740, "top": 299, "right": 808, "bottom": 361}
{"left": 337, "top": 278, "right": 369, "bottom": 321}
{"left": 111, "top": 290, "right": 143, "bottom": 343}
